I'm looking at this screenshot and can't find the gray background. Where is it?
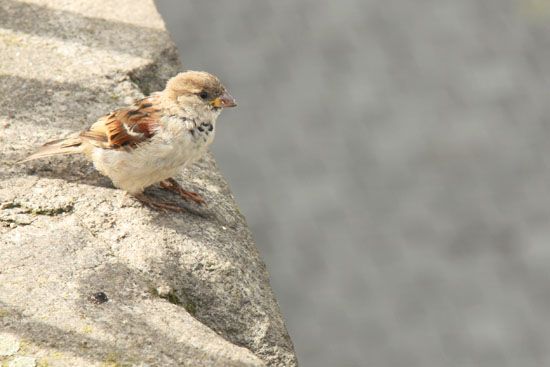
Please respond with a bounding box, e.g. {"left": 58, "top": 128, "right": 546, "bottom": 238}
{"left": 156, "top": 1, "right": 550, "bottom": 366}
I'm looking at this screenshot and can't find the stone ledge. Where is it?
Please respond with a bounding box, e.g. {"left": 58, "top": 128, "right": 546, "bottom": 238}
{"left": 0, "top": 1, "right": 297, "bottom": 366}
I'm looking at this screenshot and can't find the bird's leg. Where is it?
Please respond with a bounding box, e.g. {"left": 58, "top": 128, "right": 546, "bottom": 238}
{"left": 160, "top": 177, "right": 206, "bottom": 205}
{"left": 133, "top": 192, "right": 185, "bottom": 212}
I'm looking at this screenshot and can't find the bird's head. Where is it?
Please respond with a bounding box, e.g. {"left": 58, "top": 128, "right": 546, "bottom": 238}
{"left": 162, "top": 71, "right": 236, "bottom": 119}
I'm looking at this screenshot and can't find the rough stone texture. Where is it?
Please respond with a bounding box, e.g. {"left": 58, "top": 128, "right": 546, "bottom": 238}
{"left": 0, "top": 1, "right": 297, "bottom": 366}
{"left": 8, "top": 356, "right": 36, "bottom": 367}
{"left": 0, "top": 333, "right": 20, "bottom": 356}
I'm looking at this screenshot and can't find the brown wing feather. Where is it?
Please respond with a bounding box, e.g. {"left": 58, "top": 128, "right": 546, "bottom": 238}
{"left": 80, "top": 95, "right": 162, "bottom": 149}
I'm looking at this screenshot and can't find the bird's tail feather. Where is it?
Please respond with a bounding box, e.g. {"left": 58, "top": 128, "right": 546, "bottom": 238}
{"left": 18, "top": 137, "right": 83, "bottom": 163}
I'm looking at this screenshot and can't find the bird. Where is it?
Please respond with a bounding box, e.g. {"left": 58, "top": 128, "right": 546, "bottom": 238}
{"left": 19, "top": 70, "right": 236, "bottom": 212}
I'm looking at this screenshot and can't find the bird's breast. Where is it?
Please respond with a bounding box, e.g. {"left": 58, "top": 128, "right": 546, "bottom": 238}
{"left": 155, "top": 116, "right": 216, "bottom": 168}
{"left": 90, "top": 116, "right": 216, "bottom": 194}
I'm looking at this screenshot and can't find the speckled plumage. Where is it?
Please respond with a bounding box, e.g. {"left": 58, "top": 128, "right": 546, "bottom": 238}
{"left": 21, "top": 71, "right": 236, "bottom": 207}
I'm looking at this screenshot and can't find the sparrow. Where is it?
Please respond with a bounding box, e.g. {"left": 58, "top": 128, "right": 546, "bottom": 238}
{"left": 20, "top": 70, "right": 236, "bottom": 212}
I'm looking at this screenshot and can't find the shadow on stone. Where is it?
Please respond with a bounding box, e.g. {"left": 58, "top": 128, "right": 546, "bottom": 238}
{"left": 0, "top": 75, "right": 105, "bottom": 123}
{"left": 21, "top": 156, "right": 115, "bottom": 191}
{"left": 0, "top": 260, "right": 259, "bottom": 366}
{"left": 0, "top": 300, "right": 158, "bottom": 366}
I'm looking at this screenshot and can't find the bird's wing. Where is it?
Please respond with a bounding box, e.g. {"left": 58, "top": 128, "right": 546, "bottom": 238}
{"left": 80, "top": 94, "right": 162, "bottom": 149}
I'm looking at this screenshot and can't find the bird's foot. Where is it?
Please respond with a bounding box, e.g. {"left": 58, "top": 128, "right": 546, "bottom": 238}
{"left": 133, "top": 193, "right": 185, "bottom": 213}
{"left": 160, "top": 178, "right": 206, "bottom": 205}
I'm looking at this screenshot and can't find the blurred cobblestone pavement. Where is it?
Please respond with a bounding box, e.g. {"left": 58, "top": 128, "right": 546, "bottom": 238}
{"left": 156, "top": 1, "right": 550, "bottom": 366}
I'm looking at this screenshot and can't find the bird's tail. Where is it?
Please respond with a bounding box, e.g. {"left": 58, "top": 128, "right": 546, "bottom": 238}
{"left": 18, "top": 137, "right": 84, "bottom": 163}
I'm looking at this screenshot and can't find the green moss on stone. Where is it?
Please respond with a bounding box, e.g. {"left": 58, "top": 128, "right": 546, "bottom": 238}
{"left": 29, "top": 205, "right": 73, "bottom": 216}
{"left": 184, "top": 300, "right": 197, "bottom": 316}
{"left": 100, "top": 351, "right": 135, "bottom": 367}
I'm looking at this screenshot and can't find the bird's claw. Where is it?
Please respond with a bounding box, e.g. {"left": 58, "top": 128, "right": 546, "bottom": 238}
{"left": 160, "top": 178, "right": 206, "bottom": 206}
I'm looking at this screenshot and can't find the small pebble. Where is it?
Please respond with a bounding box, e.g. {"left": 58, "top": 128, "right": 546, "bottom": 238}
{"left": 89, "top": 291, "right": 108, "bottom": 304}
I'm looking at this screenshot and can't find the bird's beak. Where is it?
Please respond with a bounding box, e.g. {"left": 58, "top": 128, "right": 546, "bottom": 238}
{"left": 211, "top": 92, "right": 237, "bottom": 108}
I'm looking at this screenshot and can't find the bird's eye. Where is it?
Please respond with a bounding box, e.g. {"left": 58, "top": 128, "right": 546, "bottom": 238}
{"left": 199, "top": 91, "right": 209, "bottom": 100}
